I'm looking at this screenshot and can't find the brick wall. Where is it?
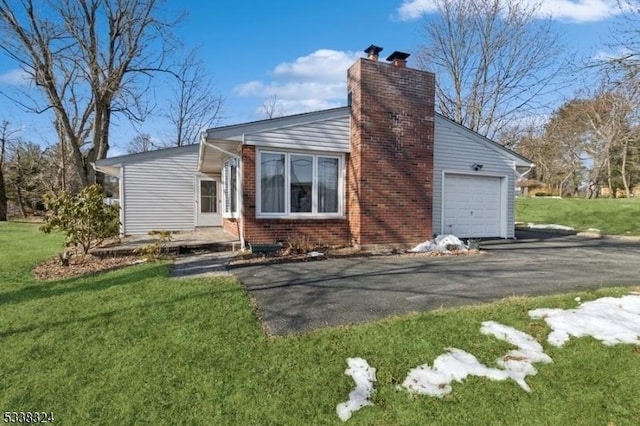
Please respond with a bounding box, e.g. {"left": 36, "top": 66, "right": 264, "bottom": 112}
{"left": 222, "top": 217, "right": 241, "bottom": 238}
{"left": 235, "top": 57, "right": 435, "bottom": 248}
{"left": 347, "top": 58, "right": 435, "bottom": 246}
{"left": 240, "top": 145, "right": 351, "bottom": 246}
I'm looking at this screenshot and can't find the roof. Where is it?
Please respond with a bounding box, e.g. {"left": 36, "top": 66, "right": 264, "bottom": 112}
{"left": 434, "top": 113, "right": 534, "bottom": 168}
{"left": 93, "top": 144, "right": 199, "bottom": 176}
{"left": 94, "top": 106, "right": 533, "bottom": 175}
{"left": 204, "top": 107, "right": 350, "bottom": 141}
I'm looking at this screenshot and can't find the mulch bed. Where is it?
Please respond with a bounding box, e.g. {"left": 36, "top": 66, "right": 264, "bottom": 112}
{"left": 32, "top": 246, "right": 481, "bottom": 280}
{"left": 33, "top": 254, "right": 143, "bottom": 281}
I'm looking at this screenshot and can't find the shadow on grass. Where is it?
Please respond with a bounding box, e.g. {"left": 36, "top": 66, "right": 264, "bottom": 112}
{"left": 0, "top": 263, "right": 170, "bottom": 306}
{"left": 0, "top": 289, "right": 227, "bottom": 339}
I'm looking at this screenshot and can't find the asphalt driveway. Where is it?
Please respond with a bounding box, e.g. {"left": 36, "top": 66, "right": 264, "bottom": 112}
{"left": 230, "top": 231, "right": 640, "bottom": 336}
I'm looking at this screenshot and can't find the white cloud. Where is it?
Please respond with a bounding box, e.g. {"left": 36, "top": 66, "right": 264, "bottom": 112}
{"left": 0, "top": 68, "right": 30, "bottom": 86}
{"left": 233, "top": 49, "right": 362, "bottom": 117}
{"left": 394, "top": 0, "right": 622, "bottom": 23}
{"left": 395, "top": 0, "right": 438, "bottom": 21}
{"left": 538, "top": 0, "right": 621, "bottom": 23}
{"left": 273, "top": 49, "right": 361, "bottom": 81}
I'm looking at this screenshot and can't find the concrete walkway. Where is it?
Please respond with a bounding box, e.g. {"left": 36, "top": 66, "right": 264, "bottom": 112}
{"left": 231, "top": 231, "right": 640, "bottom": 336}
{"left": 171, "top": 251, "right": 235, "bottom": 279}
{"left": 93, "top": 228, "right": 240, "bottom": 257}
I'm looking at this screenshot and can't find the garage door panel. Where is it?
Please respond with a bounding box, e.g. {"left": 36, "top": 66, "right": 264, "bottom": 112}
{"left": 443, "top": 174, "right": 502, "bottom": 238}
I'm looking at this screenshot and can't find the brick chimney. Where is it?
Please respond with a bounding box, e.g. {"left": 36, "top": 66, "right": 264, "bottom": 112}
{"left": 347, "top": 46, "right": 435, "bottom": 247}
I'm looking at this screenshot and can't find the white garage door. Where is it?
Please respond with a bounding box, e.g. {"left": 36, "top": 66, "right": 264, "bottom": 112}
{"left": 443, "top": 174, "right": 502, "bottom": 238}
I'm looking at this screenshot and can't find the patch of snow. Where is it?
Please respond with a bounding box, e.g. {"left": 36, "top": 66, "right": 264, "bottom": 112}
{"left": 336, "top": 358, "right": 376, "bottom": 422}
{"left": 340, "top": 294, "right": 640, "bottom": 415}
{"left": 307, "top": 251, "right": 324, "bottom": 258}
{"left": 400, "top": 348, "right": 509, "bottom": 397}
{"left": 529, "top": 295, "right": 640, "bottom": 347}
{"left": 480, "top": 321, "right": 553, "bottom": 392}
{"left": 527, "top": 223, "right": 574, "bottom": 231}
{"left": 409, "top": 234, "right": 468, "bottom": 253}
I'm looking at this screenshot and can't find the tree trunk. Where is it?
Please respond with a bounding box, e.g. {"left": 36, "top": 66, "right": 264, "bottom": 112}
{"left": 15, "top": 182, "right": 27, "bottom": 218}
{"left": 86, "top": 103, "right": 111, "bottom": 188}
{"left": 0, "top": 167, "right": 7, "bottom": 221}
{"left": 620, "top": 139, "right": 631, "bottom": 198}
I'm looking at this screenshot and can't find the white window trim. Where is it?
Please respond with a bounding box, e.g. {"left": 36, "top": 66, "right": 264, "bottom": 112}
{"left": 256, "top": 149, "right": 345, "bottom": 219}
{"left": 222, "top": 157, "right": 240, "bottom": 219}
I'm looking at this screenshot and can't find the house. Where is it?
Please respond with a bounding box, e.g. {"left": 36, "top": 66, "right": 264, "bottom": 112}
{"left": 95, "top": 45, "right": 533, "bottom": 248}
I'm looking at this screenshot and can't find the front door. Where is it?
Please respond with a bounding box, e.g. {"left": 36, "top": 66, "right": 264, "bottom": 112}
{"left": 196, "top": 177, "right": 221, "bottom": 226}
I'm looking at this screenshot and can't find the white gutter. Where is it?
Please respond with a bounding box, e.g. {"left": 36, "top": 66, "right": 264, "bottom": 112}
{"left": 513, "top": 161, "right": 535, "bottom": 180}
{"left": 202, "top": 140, "right": 240, "bottom": 159}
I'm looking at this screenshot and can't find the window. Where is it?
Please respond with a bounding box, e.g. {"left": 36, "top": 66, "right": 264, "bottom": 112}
{"left": 258, "top": 150, "right": 343, "bottom": 217}
{"left": 223, "top": 158, "right": 238, "bottom": 216}
{"left": 200, "top": 180, "right": 217, "bottom": 213}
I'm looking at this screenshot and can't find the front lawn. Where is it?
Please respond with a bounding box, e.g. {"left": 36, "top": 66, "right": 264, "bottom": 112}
{"left": 516, "top": 197, "right": 640, "bottom": 235}
{"left": 1, "top": 221, "right": 639, "bottom": 424}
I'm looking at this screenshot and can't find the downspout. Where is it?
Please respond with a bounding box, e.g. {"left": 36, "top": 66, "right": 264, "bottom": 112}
{"left": 119, "top": 166, "right": 125, "bottom": 236}
{"left": 512, "top": 161, "right": 535, "bottom": 198}
{"left": 512, "top": 160, "right": 535, "bottom": 180}
{"left": 238, "top": 135, "right": 246, "bottom": 250}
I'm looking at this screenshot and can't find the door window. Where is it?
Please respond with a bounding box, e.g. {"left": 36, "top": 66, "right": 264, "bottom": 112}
{"left": 200, "top": 180, "right": 217, "bottom": 213}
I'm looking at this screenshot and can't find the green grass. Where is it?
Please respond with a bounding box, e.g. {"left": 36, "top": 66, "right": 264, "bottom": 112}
{"left": 1, "top": 221, "right": 640, "bottom": 425}
{"left": 516, "top": 197, "right": 640, "bottom": 235}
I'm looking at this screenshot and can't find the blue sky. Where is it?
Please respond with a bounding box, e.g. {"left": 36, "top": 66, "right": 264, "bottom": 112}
{"left": 0, "top": 0, "right": 628, "bottom": 155}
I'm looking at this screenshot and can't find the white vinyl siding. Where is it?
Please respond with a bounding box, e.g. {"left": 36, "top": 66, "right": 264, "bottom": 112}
{"left": 121, "top": 146, "right": 199, "bottom": 234}
{"left": 244, "top": 115, "right": 349, "bottom": 152}
{"left": 433, "top": 115, "right": 516, "bottom": 238}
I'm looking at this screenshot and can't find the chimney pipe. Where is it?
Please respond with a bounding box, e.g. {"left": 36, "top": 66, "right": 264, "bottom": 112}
{"left": 364, "top": 44, "right": 383, "bottom": 62}
{"left": 386, "top": 51, "right": 410, "bottom": 68}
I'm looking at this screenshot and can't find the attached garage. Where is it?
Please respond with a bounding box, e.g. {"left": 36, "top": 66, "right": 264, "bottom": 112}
{"left": 442, "top": 173, "right": 505, "bottom": 238}
{"left": 432, "top": 114, "right": 534, "bottom": 239}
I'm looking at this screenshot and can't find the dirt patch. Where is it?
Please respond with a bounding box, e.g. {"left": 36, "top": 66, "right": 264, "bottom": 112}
{"left": 33, "top": 254, "right": 144, "bottom": 281}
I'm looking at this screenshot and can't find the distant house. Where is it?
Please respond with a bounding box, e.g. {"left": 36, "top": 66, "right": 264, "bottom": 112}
{"left": 95, "top": 46, "right": 533, "bottom": 248}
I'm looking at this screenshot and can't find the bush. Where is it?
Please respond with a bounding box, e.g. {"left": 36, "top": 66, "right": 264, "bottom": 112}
{"left": 40, "top": 184, "right": 120, "bottom": 255}
{"left": 134, "top": 230, "right": 172, "bottom": 261}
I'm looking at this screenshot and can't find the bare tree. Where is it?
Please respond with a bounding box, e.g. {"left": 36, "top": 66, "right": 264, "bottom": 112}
{"left": 6, "top": 139, "right": 45, "bottom": 217}
{"left": 41, "top": 139, "right": 83, "bottom": 194}
{"left": 416, "top": 0, "right": 567, "bottom": 139}
{"left": 127, "top": 133, "right": 157, "bottom": 154}
{"left": 0, "top": 120, "right": 19, "bottom": 220}
{"left": 0, "top": 0, "right": 181, "bottom": 188}
{"left": 261, "top": 94, "right": 285, "bottom": 119}
{"left": 163, "top": 49, "right": 223, "bottom": 147}
{"left": 537, "top": 82, "right": 639, "bottom": 198}
{"left": 603, "top": 0, "right": 640, "bottom": 80}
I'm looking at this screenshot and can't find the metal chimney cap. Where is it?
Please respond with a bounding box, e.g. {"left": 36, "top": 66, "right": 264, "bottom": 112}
{"left": 364, "top": 45, "right": 383, "bottom": 56}
{"left": 386, "top": 51, "right": 410, "bottom": 62}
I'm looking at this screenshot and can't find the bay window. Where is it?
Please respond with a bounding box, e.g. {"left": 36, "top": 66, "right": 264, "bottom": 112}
{"left": 258, "top": 150, "right": 343, "bottom": 217}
